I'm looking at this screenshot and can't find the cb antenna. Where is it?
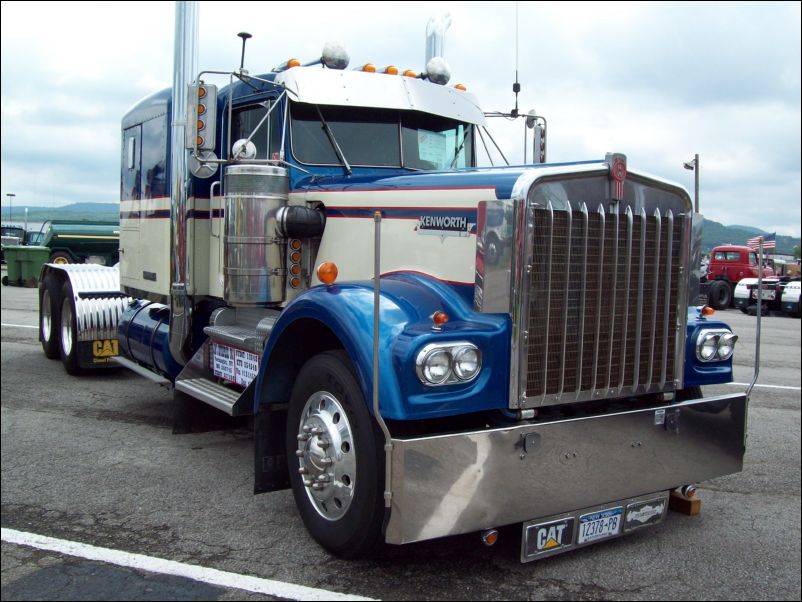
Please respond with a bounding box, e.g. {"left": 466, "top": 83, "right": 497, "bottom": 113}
{"left": 238, "top": 32, "right": 252, "bottom": 73}
{"left": 511, "top": 1, "right": 520, "bottom": 117}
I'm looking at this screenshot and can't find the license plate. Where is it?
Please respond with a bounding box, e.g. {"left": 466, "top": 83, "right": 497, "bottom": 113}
{"left": 752, "top": 289, "right": 775, "bottom": 300}
{"left": 578, "top": 507, "right": 622, "bottom": 544}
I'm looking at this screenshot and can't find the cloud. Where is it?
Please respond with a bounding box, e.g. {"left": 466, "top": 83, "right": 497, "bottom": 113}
{"left": 1, "top": 1, "right": 799, "bottom": 237}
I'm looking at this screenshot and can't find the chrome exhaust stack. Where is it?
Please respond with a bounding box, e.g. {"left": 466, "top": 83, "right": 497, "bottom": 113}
{"left": 169, "top": 1, "right": 199, "bottom": 364}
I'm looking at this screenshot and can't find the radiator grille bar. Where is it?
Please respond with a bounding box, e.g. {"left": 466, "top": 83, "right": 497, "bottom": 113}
{"left": 525, "top": 205, "right": 683, "bottom": 404}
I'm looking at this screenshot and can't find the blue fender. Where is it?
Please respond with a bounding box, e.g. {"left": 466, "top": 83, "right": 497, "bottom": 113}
{"left": 254, "top": 272, "right": 511, "bottom": 420}
{"left": 683, "top": 308, "right": 735, "bottom": 387}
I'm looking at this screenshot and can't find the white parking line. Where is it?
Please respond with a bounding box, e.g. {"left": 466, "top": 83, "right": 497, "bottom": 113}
{"left": 1, "top": 323, "right": 37, "bottom": 329}
{"left": 728, "top": 382, "right": 801, "bottom": 391}
{"left": 1, "top": 528, "right": 377, "bottom": 601}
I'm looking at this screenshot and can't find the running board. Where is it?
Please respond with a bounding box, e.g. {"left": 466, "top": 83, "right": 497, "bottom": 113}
{"left": 175, "top": 377, "right": 242, "bottom": 415}
{"left": 174, "top": 338, "right": 256, "bottom": 417}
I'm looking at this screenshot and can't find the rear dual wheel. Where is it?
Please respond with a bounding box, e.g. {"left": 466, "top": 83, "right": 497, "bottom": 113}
{"left": 58, "top": 281, "right": 81, "bottom": 374}
{"left": 39, "top": 274, "right": 61, "bottom": 359}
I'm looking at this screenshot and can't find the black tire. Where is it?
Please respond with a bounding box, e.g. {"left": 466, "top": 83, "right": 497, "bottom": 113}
{"left": 49, "top": 251, "right": 72, "bottom": 265}
{"left": 58, "top": 280, "right": 81, "bottom": 374}
{"left": 286, "top": 350, "right": 385, "bottom": 558}
{"left": 708, "top": 280, "right": 732, "bottom": 310}
{"left": 39, "top": 273, "right": 61, "bottom": 359}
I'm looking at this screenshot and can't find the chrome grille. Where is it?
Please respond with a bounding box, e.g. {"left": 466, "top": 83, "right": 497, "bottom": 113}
{"left": 525, "top": 203, "right": 683, "bottom": 403}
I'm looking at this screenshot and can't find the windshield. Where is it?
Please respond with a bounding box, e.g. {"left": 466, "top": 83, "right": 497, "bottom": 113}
{"left": 289, "top": 102, "right": 474, "bottom": 170}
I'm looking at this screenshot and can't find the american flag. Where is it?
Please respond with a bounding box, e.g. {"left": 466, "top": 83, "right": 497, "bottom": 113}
{"left": 747, "top": 232, "right": 776, "bottom": 250}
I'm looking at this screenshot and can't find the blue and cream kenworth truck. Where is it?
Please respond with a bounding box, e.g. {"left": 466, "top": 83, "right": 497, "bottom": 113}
{"left": 38, "top": 6, "right": 749, "bottom": 562}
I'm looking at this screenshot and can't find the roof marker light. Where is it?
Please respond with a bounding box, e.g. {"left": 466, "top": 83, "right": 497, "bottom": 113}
{"left": 454, "top": 83, "right": 467, "bottom": 91}
{"left": 361, "top": 63, "right": 376, "bottom": 73}
{"left": 287, "top": 58, "right": 301, "bottom": 69}
{"left": 402, "top": 69, "right": 417, "bottom": 78}
{"left": 383, "top": 65, "right": 399, "bottom": 75}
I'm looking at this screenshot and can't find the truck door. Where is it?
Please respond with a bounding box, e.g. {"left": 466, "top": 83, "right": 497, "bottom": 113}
{"left": 120, "top": 125, "right": 141, "bottom": 287}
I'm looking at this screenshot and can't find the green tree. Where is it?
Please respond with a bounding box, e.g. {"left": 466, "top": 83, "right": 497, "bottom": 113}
{"left": 794, "top": 245, "right": 801, "bottom": 260}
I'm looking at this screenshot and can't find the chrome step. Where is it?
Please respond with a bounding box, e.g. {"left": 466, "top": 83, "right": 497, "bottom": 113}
{"left": 175, "top": 377, "right": 242, "bottom": 415}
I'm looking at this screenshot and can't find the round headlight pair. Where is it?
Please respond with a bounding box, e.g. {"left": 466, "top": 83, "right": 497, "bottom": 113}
{"left": 416, "top": 343, "right": 482, "bottom": 386}
{"left": 696, "top": 330, "right": 738, "bottom": 362}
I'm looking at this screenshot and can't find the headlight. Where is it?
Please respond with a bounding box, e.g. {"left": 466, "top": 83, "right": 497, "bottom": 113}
{"left": 453, "top": 346, "right": 482, "bottom": 381}
{"left": 416, "top": 342, "right": 482, "bottom": 386}
{"left": 421, "top": 349, "right": 451, "bottom": 384}
{"left": 717, "top": 333, "right": 738, "bottom": 360}
{"left": 696, "top": 329, "right": 737, "bottom": 362}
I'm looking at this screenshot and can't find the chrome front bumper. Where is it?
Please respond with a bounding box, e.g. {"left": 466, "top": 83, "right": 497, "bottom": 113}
{"left": 385, "top": 393, "right": 746, "bottom": 545}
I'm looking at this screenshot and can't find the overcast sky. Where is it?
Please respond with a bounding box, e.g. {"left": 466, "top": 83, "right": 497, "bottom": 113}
{"left": 1, "top": 1, "right": 800, "bottom": 237}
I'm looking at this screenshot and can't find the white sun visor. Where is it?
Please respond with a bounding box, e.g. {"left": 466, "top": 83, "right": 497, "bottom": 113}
{"left": 275, "top": 67, "right": 486, "bottom": 126}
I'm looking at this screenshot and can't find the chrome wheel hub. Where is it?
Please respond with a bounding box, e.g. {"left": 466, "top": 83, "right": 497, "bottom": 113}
{"left": 295, "top": 391, "right": 355, "bottom": 521}
{"left": 60, "top": 297, "right": 73, "bottom": 355}
{"left": 42, "top": 289, "right": 52, "bottom": 341}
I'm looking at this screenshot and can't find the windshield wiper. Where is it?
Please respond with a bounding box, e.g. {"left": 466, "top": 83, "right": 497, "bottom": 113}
{"left": 449, "top": 128, "right": 471, "bottom": 169}
{"left": 314, "top": 106, "right": 352, "bottom": 176}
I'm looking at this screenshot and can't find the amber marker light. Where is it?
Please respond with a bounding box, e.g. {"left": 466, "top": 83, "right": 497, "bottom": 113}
{"left": 454, "top": 83, "right": 467, "bottom": 91}
{"left": 287, "top": 58, "right": 301, "bottom": 68}
{"left": 362, "top": 63, "right": 376, "bottom": 73}
{"left": 403, "top": 69, "right": 417, "bottom": 78}
{"left": 290, "top": 239, "right": 302, "bottom": 250}
{"left": 384, "top": 65, "right": 399, "bottom": 75}
{"left": 431, "top": 311, "right": 449, "bottom": 330}
{"left": 198, "top": 86, "right": 207, "bottom": 99}
{"left": 701, "top": 306, "right": 716, "bottom": 316}
{"left": 317, "top": 262, "right": 338, "bottom": 285}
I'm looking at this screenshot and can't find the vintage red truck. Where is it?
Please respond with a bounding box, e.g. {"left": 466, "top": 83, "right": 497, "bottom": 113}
{"left": 705, "top": 244, "right": 775, "bottom": 309}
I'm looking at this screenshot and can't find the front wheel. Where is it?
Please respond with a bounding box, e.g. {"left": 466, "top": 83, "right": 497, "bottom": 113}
{"left": 286, "top": 350, "right": 385, "bottom": 558}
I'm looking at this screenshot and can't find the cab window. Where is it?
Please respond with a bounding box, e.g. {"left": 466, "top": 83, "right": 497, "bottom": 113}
{"left": 232, "top": 100, "right": 281, "bottom": 160}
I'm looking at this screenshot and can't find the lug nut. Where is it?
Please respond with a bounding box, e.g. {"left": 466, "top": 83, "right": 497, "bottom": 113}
{"left": 297, "top": 433, "right": 309, "bottom": 441}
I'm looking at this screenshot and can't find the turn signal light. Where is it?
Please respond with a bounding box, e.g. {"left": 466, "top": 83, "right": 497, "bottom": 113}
{"left": 317, "top": 262, "right": 338, "bottom": 285}
{"left": 481, "top": 529, "right": 499, "bottom": 547}
{"left": 701, "top": 305, "right": 716, "bottom": 316}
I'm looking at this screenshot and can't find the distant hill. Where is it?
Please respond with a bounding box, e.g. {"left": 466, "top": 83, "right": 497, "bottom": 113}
{"left": 702, "top": 219, "right": 799, "bottom": 255}
{"left": 4, "top": 203, "right": 119, "bottom": 224}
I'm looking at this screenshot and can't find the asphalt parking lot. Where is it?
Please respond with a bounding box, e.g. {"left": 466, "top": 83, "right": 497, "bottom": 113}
{"left": 1, "top": 271, "right": 800, "bottom": 601}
